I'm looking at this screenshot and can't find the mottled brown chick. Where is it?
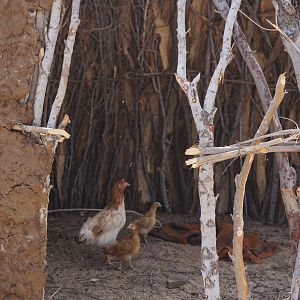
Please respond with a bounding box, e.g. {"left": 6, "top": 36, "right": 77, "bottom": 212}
{"left": 134, "top": 202, "right": 162, "bottom": 244}
{"left": 103, "top": 223, "right": 140, "bottom": 270}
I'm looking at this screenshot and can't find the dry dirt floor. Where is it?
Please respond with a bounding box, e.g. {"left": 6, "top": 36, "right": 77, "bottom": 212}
{"left": 45, "top": 212, "right": 292, "bottom": 300}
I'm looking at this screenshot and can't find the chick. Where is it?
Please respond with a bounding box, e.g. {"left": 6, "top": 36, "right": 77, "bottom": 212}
{"left": 103, "top": 223, "right": 140, "bottom": 270}
{"left": 134, "top": 202, "right": 162, "bottom": 244}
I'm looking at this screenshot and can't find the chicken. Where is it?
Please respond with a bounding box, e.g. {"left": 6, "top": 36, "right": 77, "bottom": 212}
{"left": 78, "top": 178, "right": 129, "bottom": 248}
{"left": 103, "top": 223, "right": 140, "bottom": 270}
{"left": 134, "top": 202, "right": 162, "bottom": 244}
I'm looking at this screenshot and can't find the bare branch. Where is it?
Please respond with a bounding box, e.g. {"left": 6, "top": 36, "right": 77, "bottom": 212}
{"left": 203, "top": 0, "right": 240, "bottom": 113}
{"left": 47, "top": 0, "right": 81, "bottom": 128}
{"left": 175, "top": 73, "right": 203, "bottom": 135}
{"left": 176, "top": 0, "right": 186, "bottom": 78}
{"left": 33, "top": 0, "right": 63, "bottom": 126}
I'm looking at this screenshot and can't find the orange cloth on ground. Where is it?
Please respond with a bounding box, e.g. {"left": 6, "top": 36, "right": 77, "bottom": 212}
{"left": 150, "top": 220, "right": 276, "bottom": 263}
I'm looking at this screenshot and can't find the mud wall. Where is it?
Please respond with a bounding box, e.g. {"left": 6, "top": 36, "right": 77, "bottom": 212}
{"left": 0, "top": 128, "right": 53, "bottom": 299}
{"left": 0, "top": 0, "right": 54, "bottom": 298}
{"left": 0, "top": 0, "right": 40, "bottom": 124}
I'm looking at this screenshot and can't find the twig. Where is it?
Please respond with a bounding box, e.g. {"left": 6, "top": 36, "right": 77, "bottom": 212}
{"left": 238, "top": 9, "right": 277, "bottom": 32}
{"left": 58, "top": 114, "right": 71, "bottom": 130}
{"left": 49, "top": 208, "right": 140, "bottom": 216}
{"left": 149, "top": 271, "right": 154, "bottom": 286}
{"left": 230, "top": 129, "right": 300, "bottom": 146}
{"left": 48, "top": 286, "right": 63, "bottom": 300}
{"left": 47, "top": 208, "right": 162, "bottom": 228}
{"left": 266, "top": 19, "right": 300, "bottom": 54}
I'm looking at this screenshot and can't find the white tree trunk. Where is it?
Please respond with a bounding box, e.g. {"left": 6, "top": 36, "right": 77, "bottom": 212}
{"left": 199, "top": 3, "right": 240, "bottom": 298}
{"left": 47, "top": 0, "right": 81, "bottom": 128}
{"left": 176, "top": 0, "right": 240, "bottom": 298}
{"left": 33, "top": 0, "right": 63, "bottom": 126}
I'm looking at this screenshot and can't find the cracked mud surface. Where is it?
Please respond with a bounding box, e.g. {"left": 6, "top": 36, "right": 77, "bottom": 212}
{"left": 0, "top": 127, "right": 53, "bottom": 299}
{"left": 0, "top": 0, "right": 40, "bottom": 125}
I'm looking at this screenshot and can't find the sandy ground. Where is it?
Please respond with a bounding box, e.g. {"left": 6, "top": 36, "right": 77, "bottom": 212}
{"left": 45, "top": 213, "right": 292, "bottom": 300}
